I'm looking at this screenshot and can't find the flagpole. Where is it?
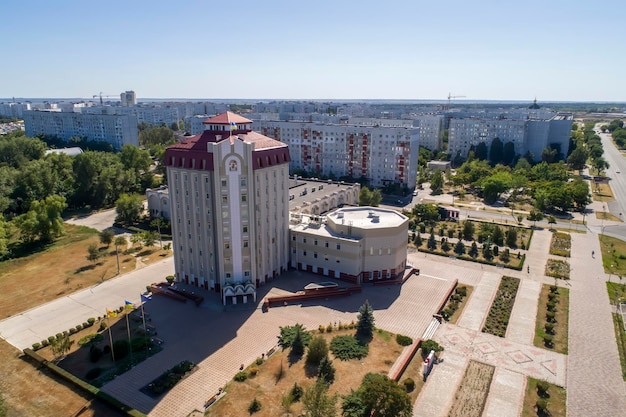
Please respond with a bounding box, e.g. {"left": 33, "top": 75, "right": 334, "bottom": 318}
{"left": 126, "top": 308, "right": 133, "bottom": 363}
{"left": 107, "top": 311, "right": 116, "bottom": 363}
{"left": 141, "top": 295, "right": 147, "bottom": 338}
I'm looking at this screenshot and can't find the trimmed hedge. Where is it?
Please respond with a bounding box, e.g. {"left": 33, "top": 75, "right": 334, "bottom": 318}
{"left": 417, "top": 247, "right": 526, "bottom": 271}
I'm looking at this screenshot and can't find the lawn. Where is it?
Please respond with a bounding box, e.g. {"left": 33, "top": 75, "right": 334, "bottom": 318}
{"left": 0, "top": 224, "right": 171, "bottom": 319}
{"left": 592, "top": 183, "right": 615, "bottom": 202}
{"left": 599, "top": 234, "right": 626, "bottom": 277}
{"left": 534, "top": 285, "right": 569, "bottom": 354}
{"left": 610, "top": 313, "right": 626, "bottom": 380}
{"left": 206, "top": 328, "right": 417, "bottom": 417}
{"left": 521, "top": 377, "right": 566, "bottom": 417}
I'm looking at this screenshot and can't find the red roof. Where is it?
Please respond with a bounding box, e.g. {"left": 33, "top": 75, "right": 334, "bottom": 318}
{"left": 202, "top": 111, "right": 252, "bottom": 125}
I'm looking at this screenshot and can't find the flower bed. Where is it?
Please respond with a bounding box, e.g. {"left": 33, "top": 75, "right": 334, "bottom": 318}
{"left": 141, "top": 360, "right": 196, "bottom": 397}
{"left": 482, "top": 276, "right": 520, "bottom": 337}
{"left": 549, "top": 232, "right": 571, "bottom": 257}
{"left": 545, "top": 259, "right": 570, "bottom": 279}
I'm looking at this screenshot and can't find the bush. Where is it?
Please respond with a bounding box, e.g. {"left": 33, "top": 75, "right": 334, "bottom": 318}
{"left": 536, "top": 398, "right": 548, "bottom": 413}
{"left": 330, "top": 335, "right": 369, "bottom": 360}
{"left": 326, "top": 323, "right": 333, "bottom": 333}
{"left": 403, "top": 378, "right": 415, "bottom": 392}
{"left": 99, "top": 321, "right": 108, "bottom": 331}
{"left": 234, "top": 371, "right": 248, "bottom": 382}
{"left": 318, "top": 325, "right": 325, "bottom": 333}
{"left": 543, "top": 334, "right": 554, "bottom": 347}
{"left": 544, "top": 323, "right": 555, "bottom": 334}
{"left": 255, "top": 357, "right": 264, "bottom": 366}
{"left": 85, "top": 367, "right": 103, "bottom": 380}
{"left": 318, "top": 356, "right": 336, "bottom": 384}
{"left": 455, "top": 286, "right": 467, "bottom": 297}
{"left": 548, "top": 292, "right": 559, "bottom": 302}
{"left": 546, "top": 301, "right": 557, "bottom": 312}
{"left": 56, "top": 333, "right": 63, "bottom": 339}
{"left": 48, "top": 336, "right": 55, "bottom": 343}
{"left": 32, "top": 342, "right": 41, "bottom": 350}
{"left": 546, "top": 311, "right": 556, "bottom": 323}
{"left": 306, "top": 336, "right": 329, "bottom": 367}
{"left": 131, "top": 337, "right": 151, "bottom": 351}
{"left": 89, "top": 345, "right": 103, "bottom": 363}
{"left": 78, "top": 334, "right": 102, "bottom": 346}
{"left": 549, "top": 285, "right": 559, "bottom": 294}
{"left": 87, "top": 317, "right": 96, "bottom": 325}
{"left": 113, "top": 340, "right": 130, "bottom": 360}
{"left": 69, "top": 327, "right": 77, "bottom": 335}
{"left": 536, "top": 380, "right": 550, "bottom": 396}
{"left": 396, "top": 334, "right": 413, "bottom": 346}
{"left": 249, "top": 366, "right": 259, "bottom": 376}
{"left": 41, "top": 339, "right": 49, "bottom": 347}
{"left": 75, "top": 324, "right": 83, "bottom": 331}
{"left": 290, "top": 382, "right": 303, "bottom": 402}
{"left": 248, "top": 397, "right": 261, "bottom": 414}
{"left": 103, "top": 345, "right": 111, "bottom": 354}
{"left": 421, "top": 339, "right": 444, "bottom": 358}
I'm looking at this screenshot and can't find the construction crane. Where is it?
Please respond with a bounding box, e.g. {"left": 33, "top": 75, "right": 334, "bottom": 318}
{"left": 446, "top": 93, "right": 466, "bottom": 110}
{"left": 92, "top": 92, "right": 117, "bottom": 105}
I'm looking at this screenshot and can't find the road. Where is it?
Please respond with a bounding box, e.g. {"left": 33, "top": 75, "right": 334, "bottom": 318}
{"left": 598, "top": 128, "right": 626, "bottom": 217}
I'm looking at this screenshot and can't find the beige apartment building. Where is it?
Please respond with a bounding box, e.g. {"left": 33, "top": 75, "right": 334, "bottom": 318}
{"left": 289, "top": 207, "right": 409, "bottom": 284}
{"left": 164, "top": 112, "right": 290, "bottom": 304}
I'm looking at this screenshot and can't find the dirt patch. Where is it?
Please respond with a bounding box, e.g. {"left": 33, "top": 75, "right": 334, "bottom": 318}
{"left": 447, "top": 360, "right": 495, "bottom": 417}
{"left": 208, "top": 329, "right": 409, "bottom": 417}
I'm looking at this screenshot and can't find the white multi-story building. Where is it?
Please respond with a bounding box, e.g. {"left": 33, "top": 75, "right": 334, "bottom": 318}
{"left": 120, "top": 91, "right": 137, "bottom": 107}
{"left": 413, "top": 115, "right": 444, "bottom": 152}
{"left": 23, "top": 110, "right": 138, "bottom": 149}
{"left": 253, "top": 120, "right": 420, "bottom": 189}
{"left": 164, "top": 112, "right": 291, "bottom": 304}
{"left": 448, "top": 113, "right": 573, "bottom": 162}
{"left": 0, "top": 102, "right": 31, "bottom": 119}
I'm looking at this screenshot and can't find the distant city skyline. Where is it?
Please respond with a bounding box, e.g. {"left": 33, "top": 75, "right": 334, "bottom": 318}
{"left": 2, "top": 0, "right": 624, "bottom": 102}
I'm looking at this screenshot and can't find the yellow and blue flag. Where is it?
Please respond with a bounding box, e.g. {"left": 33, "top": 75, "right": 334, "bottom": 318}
{"left": 230, "top": 122, "right": 237, "bottom": 131}
{"left": 125, "top": 300, "right": 134, "bottom": 309}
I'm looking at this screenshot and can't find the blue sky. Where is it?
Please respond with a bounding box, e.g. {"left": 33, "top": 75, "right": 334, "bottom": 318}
{"left": 1, "top": 0, "right": 624, "bottom": 101}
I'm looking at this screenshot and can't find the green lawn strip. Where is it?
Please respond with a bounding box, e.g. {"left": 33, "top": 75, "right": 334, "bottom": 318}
{"left": 610, "top": 313, "right": 626, "bottom": 380}
{"left": 482, "top": 276, "right": 520, "bottom": 337}
{"left": 606, "top": 282, "right": 626, "bottom": 305}
{"left": 521, "top": 377, "right": 566, "bottom": 417}
{"left": 533, "top": 285, "right": 569, "bottom": 354}
{"left": 599, "top": 234, "right": 626, "bottom": 277}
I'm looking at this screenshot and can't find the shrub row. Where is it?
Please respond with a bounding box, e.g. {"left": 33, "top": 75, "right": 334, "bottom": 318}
{"left": 441, "top": 286, "right": 468, "bottom": 320}
{"left": 144, "top": 360, "right": 195, "bottom": 395}
{"left": 417, "top": 247, "right": 526, "bottom": 271}
{"left": 543, "top": 285, "right": 561, "bottom": 348}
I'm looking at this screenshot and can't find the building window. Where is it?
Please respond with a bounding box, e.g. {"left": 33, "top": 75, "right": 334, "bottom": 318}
{"left": 314, "top": 240, "right": 318, "bottom": 246}
{"left": 244, "top": 241, "right": 249, "bottom": 248}
{"left": 241, "top": 178, "right": 247, "bottom": 187}
{"left": 222, "top": 195, "right": 228, "bottom": 203}
{"left": 325, "top": 255, "right": 329, "bottom": 261}
{"left": 336, "top": 258, "right": 340, "bottom": 263}
{"left": 221, "top": 179, "right": 227, "bottom": 187}
{"left": 336, "top": 244, "right": 341, "bottom": 250}
{"left": 292, "top": 235, "right": 296, "bottom": 241}
{"left": 325, "top": 242, "right": 329, "bottom": 248}
{"left": 243, "top": 226, "right": 248, "bottom": 233}
{"left": 226, "top": 273, "right": 231, "bottom": 278}
{"left": 303, "top": 251, "right": 307, "bottom": 256}
{"left": 242, "top": 194, "right": 247, "bottom": 202}
{"left": 244, "top": 271, "right": 250, "bottom": 277}
{"left": 225, "top": 243, "right": 230, "bottom": 249}
{"left": 303, "top": 238, "right": 307, "bottom": 243}
{"left": 314, "top": 252, "right": 318, "bottom": 258}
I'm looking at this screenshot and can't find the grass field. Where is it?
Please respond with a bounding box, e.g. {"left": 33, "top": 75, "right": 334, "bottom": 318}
{"left": 207, "top": 328, "right": 417, "bottom": 417}
{"left": 599, "top": 234, "right": 626, "bottom": 277}
{"left": 0, "top": 223, "right": 171, "bottom": 416}
{"left": 592, "top": 183, "right": 615, "bottom": 202}
{"left": 522, "top": 377, "right": 566, "bottom": 417}
{"left": 0, "top": 224, "right": 171, "bottom": 319}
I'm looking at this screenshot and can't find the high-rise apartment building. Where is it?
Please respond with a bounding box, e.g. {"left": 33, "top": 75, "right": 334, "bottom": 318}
{"left": 164, "top": 112, "right": 291, "bottom": 304}
{"left": 23, "top": 110, "right": 138, "bottom": 149}
{"left": 447, "top": 113, "right": 573, "bottom": 162}
{"left": 120, "top": 91, "right": 137, "bottom": 107}
{"left": 253, "top": 120, "right": 420, "bottom": 189}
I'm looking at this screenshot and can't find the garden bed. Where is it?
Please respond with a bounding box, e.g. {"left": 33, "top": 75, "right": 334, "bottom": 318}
{"left": 141, "top": 360, "right": 196, "bottom": 397}
{"left": 534, "top": 285, "right": 569, "bottom": 354}
{"left": 439, "top": 285, "right": 473, "bottom": 324}
{"left": 545, "top": 259, "right": 570, "bottom": 280}
{"left": 447, "top": 360, "right": 495, "bottom": 417}
{"left": 549, "top": 232, "right": 571, "bottom": 257}
{"left": 522, "top": 377, "right": 566, "bottom": 417}
{"left": 482, "top": 276, "right": 520, "bottom": 337}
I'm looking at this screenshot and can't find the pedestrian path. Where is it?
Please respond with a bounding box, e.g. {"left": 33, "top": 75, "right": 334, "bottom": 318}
{"left": 413, "top": 350, "right": 467, "bottom": 417}
{"left": 506, "top": 279, "right": 541, "bottom": 344}
{"left": 456, "top": 272, "right": 500, "bottom": 331}
{"left": 566, "top": 232, "right": 626, "bottom": 416}
{"left": 483, "top": 367, "right": 525, "bottom": 417}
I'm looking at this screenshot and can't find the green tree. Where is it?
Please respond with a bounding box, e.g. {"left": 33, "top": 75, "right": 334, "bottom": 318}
{"left": 141, "top": 231, "right": 159, "bottom": 248}
{"left": 291, "top": 327, "right": 305, "bottom": 356}
{"left": 453, "top": 240, "right": 466, "bottom": 255}
{"left": 567, "top": 177, "right": 591, "bottom": 210}
{"left": 502, "top": 141, "right": 516, "bottom": 166}
{"left": 480, "top": 172, "right": 511, "bottom": 204}
{"left": 430, "top": 169, "right": 444, "bottom": 195}
{"left": 99, "top": 229, "right": 114, "bottom": 247}
{"left": 306, "top": 336, "right": 329, "bottom": 367}
{"left": 491, "top": 226, "right": 504, "bottom": 246}
{"left": 356, "top": 300, "right": 375, "bottom": 342}
{"left": 115, "top": 193, "right": 144, "bottom": 225}
{"left": 358, "top": 187, "right": 382, "bottom": 207}
{"left": 567, "top": 146, "right": 589, "bottom": 173}
{"left": 427, "top": 232, "right": 437, "bottom": 250}
{"left": 87, "top": 243, "right": 101, "bottom": 264}
{"left": 302, "top": 378, "right": 338, "bottom": 417}
{"left": 341, "top": 390, "right": 366, "bottom": 417}
{"left": 441, "top": 238, "right": 450, "bottom": 252}
{"left": 421, "top": 339, "right": 444, "bottom": 357}
{"left": 462, "top": 220, "right": 475, "bottom": 241}
{"left": 541, "top": 147, "right": 558, "bottom": 163}
{"left": 114, "top": 235, "right": 127, "bottom": 274}
{"left": 527, "top": 209, "right": 544, "bottom": 227}
{"left": 278, "top": 324, "right": 312, "bottom": 349}
{"left": 139, "top": 126, "right": 175, "bottom": 149}
{"left": 482, "top": 243, "right": 493, "bottom": 260}
{"left": 318, "top": 355, "right": 336, "bottom": 384}
{"left": 469, "top": 242, "right": 479, "bottom": 258}
{"left": 15, "top": 195, "right": 67, "bottom": 242}
{"left": 358, "top": 373, "right": 412, "bottom": 417}
{"left": 474, "top": 142, "right": 488, "bottom": 161}
{"left": 119, "top": 144, "right": 152, "bottom": 176}
{"left": 50, "top": 334, "right": 74, "bottom": 362}
{"left": 505, "top": 228, "right": 518, "bottom": 248}
{"left": 412, "top": 204, "right": 440, "bottom": 224}
{"left": 489, "top": 137, "right": 503, "bottom": 165}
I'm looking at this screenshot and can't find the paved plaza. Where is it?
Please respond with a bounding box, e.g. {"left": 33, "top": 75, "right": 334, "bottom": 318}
{"left": 3, "top": 199, "right": 626, "bottom": 416}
